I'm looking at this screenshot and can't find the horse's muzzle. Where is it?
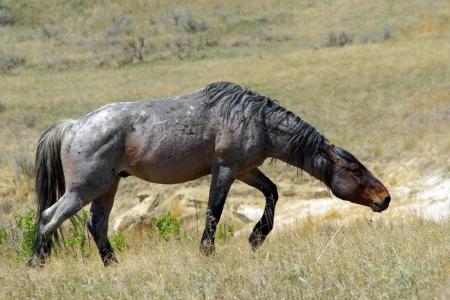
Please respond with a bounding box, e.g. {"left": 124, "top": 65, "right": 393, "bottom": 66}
{"left": 371, "top": 195, "right": 391, "bottom": 213}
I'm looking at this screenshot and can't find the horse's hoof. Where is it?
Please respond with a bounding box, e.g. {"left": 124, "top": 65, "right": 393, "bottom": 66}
{"left": 199, "top": 241, "right": 216, "bottom": 256}
{"left": 26, "top": 256, "right": 44, "bottom": 268}
{"left": 249, "top": 232, "right": 264, "bottom": 251}
{"left": 102, "top": 256, "right": 119, "bottom": 267}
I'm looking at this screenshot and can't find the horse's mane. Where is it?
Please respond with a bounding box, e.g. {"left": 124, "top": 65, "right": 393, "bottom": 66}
{"left": 203, "top": 82, "right": 332, "bottom": 184}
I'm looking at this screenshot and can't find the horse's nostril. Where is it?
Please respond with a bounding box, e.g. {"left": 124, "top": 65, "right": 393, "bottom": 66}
{"left": 384, "top": 195, "right": 391, "bottom": 205}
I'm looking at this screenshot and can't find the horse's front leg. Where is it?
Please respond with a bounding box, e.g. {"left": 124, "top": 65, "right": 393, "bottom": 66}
{"left": 200, "top": 161, "right": 235, "bottom": 255}
{"left": 238, "top": 168, "right": 278, "bottom": 251}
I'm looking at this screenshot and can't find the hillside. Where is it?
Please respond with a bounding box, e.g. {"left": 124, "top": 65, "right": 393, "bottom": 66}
{"left": 0, "top": 0, "right": 449, "bottom": 298}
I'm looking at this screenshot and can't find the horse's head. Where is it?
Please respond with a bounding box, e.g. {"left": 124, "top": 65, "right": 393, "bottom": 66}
{"left": 321, "top": 146, "right": 391, "bottom": 212}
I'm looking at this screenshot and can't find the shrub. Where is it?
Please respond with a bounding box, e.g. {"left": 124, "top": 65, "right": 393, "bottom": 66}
{"left": 324, "top": 30, "right": 353, "bottom": 47}
{"left": 171, "top": 9, "right": 183, "bottom": 27}
{"left": 154, "top": 214, "right": 181, "bottom": 241}
{"left": 360, "top": 32, "right": 372, "bottom": 44}
{"left": 1, "top": 201, "right": 12, "bottom": 214}
{"left": 256, "top": 28, "right": 292, "bottom": 42}
{"left": 0, "top": 227, "right": 7, "bottom": 246}
{"left": 14, "top": 209, "right": 37, "bottom": 257}
{"left": 6, "top": 209, "right": 114, "bottom": 260}
{"left": 14, "top": 151, "right": 35, "bottom": 180}
{"left": 170, "top": 33, "right": 218, "bottom": 59}
{"left": 93, "top": 38, "right": 144, "bottom": 68}
{"left": 110, "top": 231, "right": 127, "bottom": 252}
{"left": 171, "top": 8, "right": 208, "bottom": 33}
{"left": 383, "top": 23, "right": 394, "bottom": 40}
{"left": 22, "top": 112, "right": 37, "bottom": 128}
{"left": 215, "top": 10, "right": 236, "bottom": 24}
{"left": 0, "top": 54, "right": 25, "bottom": 73}
{"left": 103, "top": 13, "right": 134, "bottom": 37}
{"left": 216, "top": 224, "right": 234, "bottom": 240}
{"left": 66, "top": 209, "right": 90, "bottom": 257}
{"left": 40, "top": 56, "right": 81, "bottom": 71}
{"left": 40, "top": 25, "right": 65, "bottom": 41}
{"left": 324, "top": 31, "right": 338, "bottom": 47}
{"left": 0, "top": 3, "right": 15, "bottom": 26}
{"left": 257, "top": 12, "right": 291, "bottom": 24}
{"left": 0, "top": 101, "right": 5, "bottom": 112}
{"left": 183, "top": 10, "right": 208, "bottom": 33}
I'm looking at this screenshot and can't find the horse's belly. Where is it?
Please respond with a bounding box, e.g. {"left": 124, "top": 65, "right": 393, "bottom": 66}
{"left": 126, "top": 138, "right": 213, "bottom": 184}
{"left": 130, "top": 161, "right": 210, "bottom": 184}
{"left": 130, "top": 158, "right": 211, "bottom": 184}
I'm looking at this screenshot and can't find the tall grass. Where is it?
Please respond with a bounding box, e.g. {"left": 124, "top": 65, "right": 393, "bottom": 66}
{"left": 0, "top": 216, "right": 448, "bottom": 299}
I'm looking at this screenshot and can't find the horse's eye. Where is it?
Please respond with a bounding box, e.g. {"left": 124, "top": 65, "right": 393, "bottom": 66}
{"left": 352, "top": 168, "right": 362, "bottom": 176}
{"left": 346, "top": 165, "right": 361, "bottom": 176}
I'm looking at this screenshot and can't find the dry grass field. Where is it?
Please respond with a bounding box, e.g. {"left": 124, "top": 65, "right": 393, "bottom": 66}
{"left": 1, "top": 218, "right": 449, "bottom": 299}
{"left": 0, "top": 0, "right": 449, "bottom": 298}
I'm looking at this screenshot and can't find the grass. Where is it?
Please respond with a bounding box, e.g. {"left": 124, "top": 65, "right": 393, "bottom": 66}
{"left": 0, "top": 0, "right": 449, "bottom": 298}
{"left": 0, "top": 216, "right": 448, "bottom": 299}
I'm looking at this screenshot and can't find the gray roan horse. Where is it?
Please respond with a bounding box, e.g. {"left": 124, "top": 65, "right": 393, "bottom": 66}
{"left": 28, "top": 82, "right": 391, "bottom": 267}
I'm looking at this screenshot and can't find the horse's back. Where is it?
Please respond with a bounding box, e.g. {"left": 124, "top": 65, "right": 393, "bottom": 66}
{"left": 62, "top": 92, "right": 218, "bottom": 184}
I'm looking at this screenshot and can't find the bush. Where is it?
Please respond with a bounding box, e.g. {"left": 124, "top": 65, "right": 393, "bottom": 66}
{"left": 22, "top": 112, "right": 37, "bottom": 128}
{"left": 1, "top": 201, "right": 12, "bottom": 214}
{"left": 14, "top": 209, "right": 37, "bottom": 257}
{"left": 360, "top": 32, "right": 372, "bottom": 44}
{"left": 170, "top": 33, "right": 218, "bottom": 59}
{"left": 110, "top": 231, "right": 127, "bottom": 252}
{"left": 324, "top": 30, "right": 353, "bottom": 47}
{"left": 93, "top": 38, "right": 144, "bottom": 68}
{"left": 40, "top": 25, "right": 65, "bottom": 40}
{"left": 256, "top": 28, "right": 292, "bottom": 42}
{"left": 0, "top": 4, "right": 15, "bottom": 26}
{"left": 103, "top": 13, "right": 134, "bottom": 37}
{"left": 171, "top": 8, "right": 208, "bottom": 33}
{"left": 383, "top": 23, "right": 394, "bottom": 40}
{"left": 6, "top": 209, "right": 111, "bottom": 260}
{"left": 40, "top": 56, "right": 81, "bottom": 71}
{"left": 14, "top": 151, "right": 35, "bottom": 180}
{"left": 66, "top": 209, "right": 90, "bottom": 257}
{"left": 154, "top": 214, "right": 181, "bottom": 241}
{"left": 0, "top": 227, "right": 7, "bottom": 246}
{"left": 183, "top": 10, "right": 208, "bottom": 33}
{"left": 0, "top": 54, "right": 25, "bottom": 73}
{"left": 216, "top": 224, "right": 234, "bottom": 240}
{"left": 0, "top": 101, "right": 5, "bottom": 112}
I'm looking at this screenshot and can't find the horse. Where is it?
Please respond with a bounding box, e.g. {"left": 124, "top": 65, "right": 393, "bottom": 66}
{"left": 27, "top": 82, "right": 391, "bottom": 267}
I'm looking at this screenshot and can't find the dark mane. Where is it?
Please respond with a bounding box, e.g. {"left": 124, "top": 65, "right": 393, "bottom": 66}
{"left": 204, "top": 82, "right": 332, "bottom": 183}
{"left": 334, "top": 147, "right": 357, "bottom": 161}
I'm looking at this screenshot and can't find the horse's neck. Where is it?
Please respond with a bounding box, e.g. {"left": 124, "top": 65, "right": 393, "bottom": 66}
{"left": 265, "top": 111, "right": 296, "bottom": 161}
{"left": 265, "top": 110, "right": 329, "bottom": 182}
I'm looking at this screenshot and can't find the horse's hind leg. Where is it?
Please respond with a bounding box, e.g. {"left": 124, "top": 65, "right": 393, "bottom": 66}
{"left": 28, "top": 175, "right": 118, "bottom": 267}
{"left": 87, "top": 179, "right": 119, "bottom": 267}
{"left": 238, "top": 168, "right": 278, "bottom": 251}
{"left": 28, "top": 190, "right": 90, "bottom": 267}
{"left": 28, "top": 200, "right": 62, "bottom": 264}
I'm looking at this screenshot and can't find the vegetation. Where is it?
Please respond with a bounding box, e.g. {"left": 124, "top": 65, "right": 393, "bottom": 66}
{"left": 0, "top": 53, "right": 25, "bottom": 73}
{"left": 0, "top": 0, "right": 449, "bottom": 298}
{"left": 0, "top": 209, "right": 128, "bottom": 260}
{"left": 153, "top": 213, "right": 182, "bottom": 241}
{"left": 13, "top": 209, "right": 37, "bottom": 257}
{"left": 0, "top": 216, "right": 449, "bottom": 298}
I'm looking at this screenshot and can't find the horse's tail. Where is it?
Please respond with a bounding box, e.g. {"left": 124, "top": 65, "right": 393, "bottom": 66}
{"left": 34, "top": 120, "right": 74, "bottom": 245}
